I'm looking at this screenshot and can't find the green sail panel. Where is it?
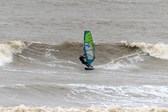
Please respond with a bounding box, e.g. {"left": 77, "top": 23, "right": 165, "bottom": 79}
{"left": 84, "top": 31, "right": 95, "bottom": 65}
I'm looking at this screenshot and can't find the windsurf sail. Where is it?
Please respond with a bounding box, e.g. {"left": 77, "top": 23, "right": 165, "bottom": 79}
{"left": 84, "top": 31, "right": 95, "bottom": 65}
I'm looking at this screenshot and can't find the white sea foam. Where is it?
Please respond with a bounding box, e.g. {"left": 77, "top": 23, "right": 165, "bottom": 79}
{"left": 96, "top": 52, "right": 145, "bottom": 70}
{"left": 66, "top": 84, "right": 168, "bottom": 106}
{"left": 0, "top": 41, "right": 27, "bottom": 66}
{"left": 121, "top": 40, "right": 168, "bottom": 60}
{"left": 0, "top": 105, "right": 168, "bottom": 112}
{"left": 67, "top": 84, "right": 168, "bottom": 97}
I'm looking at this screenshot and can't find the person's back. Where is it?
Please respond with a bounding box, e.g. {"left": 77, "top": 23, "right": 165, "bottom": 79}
{"left": 79, "top": 54, "right": 90, "bottom": 67}
{"left": 79, "top": 55, "right": 85, "bottom": 64}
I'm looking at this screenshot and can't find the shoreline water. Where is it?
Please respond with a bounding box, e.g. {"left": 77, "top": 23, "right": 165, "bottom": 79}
{"left": 0, "top": 105, "right": 168, "bottom": 112}
{"left": 0, "top": 0, "right": 168, "bottom": 109}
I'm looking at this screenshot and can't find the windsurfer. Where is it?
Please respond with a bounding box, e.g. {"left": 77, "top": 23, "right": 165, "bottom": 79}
{"left": 79, "top": 54, "right": 91, "bottom": 68}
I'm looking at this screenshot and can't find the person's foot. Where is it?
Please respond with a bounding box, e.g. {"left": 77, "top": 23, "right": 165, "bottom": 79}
{"left": 86, "top": 64, "right": 90, "bottom": 68}
{"left": 88, "top": 65, "right": 93, "bottom": 68}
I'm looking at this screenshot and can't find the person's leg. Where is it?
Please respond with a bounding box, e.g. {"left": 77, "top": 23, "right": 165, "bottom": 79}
{"left": 86, "top": 64, "right": 90, "bottom": 68}
{"left": 84, "top": 62, "right": 90, "bottom": 67}
{"left": 86, "top": 63, "right": 91, "bottom": 68}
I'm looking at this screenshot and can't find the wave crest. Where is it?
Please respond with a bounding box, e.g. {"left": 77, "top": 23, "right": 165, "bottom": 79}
{"left": 121, "top": 40, "right": 168, "bottom": 60}
{"left": 1, "top": 40, "right": 168, "bottom": 67}
{"left": 0, "top": 41, "right": 29, "bottom": 66}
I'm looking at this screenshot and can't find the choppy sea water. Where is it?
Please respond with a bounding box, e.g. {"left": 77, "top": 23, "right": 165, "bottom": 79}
{"left": 0, "top": 0, "right": 168, "bottom": 112}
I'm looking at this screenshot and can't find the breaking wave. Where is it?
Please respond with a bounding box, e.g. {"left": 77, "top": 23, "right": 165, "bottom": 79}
{"left": 0, "top": 41, "right": 30, "bottom": 66}
{"left": 0, "top": 40, "right": 168, "bottom": 67}
{"left": 121, "top": 40, "right": 168, "bottom": 60}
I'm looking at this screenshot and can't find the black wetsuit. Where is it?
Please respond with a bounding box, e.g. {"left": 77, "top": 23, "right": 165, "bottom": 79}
{"left": 79, "top": 55, "right": 90, "bottom": 67}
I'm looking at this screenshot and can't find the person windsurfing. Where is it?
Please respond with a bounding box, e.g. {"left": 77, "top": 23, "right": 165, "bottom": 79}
{"left": 79, "top": 54, "right": 92, "bottom": 68}
{"left": 80, "top": 31, "right": 95, "bottom": 70}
